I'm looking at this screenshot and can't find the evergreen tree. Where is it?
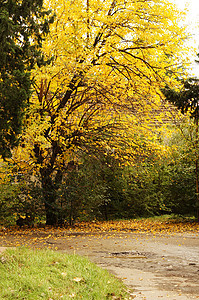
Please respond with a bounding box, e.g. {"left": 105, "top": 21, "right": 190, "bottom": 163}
{"left": 163, "top": 78, "right": 199, "bottom": 118}
{"left": 0, "top": 0, "right": 53, "bottom": 158}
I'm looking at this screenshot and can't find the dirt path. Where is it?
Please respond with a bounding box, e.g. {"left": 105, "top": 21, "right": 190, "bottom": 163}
{"left": 0, "top": 230, "right": 199, "bottom": 299}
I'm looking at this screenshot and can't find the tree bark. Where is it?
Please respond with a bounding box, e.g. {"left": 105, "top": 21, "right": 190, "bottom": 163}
{"left": 41, "top": 173, "right": 58, "bottom": 225}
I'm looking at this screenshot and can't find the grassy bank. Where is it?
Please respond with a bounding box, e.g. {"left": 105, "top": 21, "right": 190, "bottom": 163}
{"left": 0, "top": 248, "right": 129, "bottom": 299}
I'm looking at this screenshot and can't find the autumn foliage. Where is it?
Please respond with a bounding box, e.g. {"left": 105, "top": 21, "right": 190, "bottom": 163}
{"left": 0, "top": 0, "right": 192, "bottom": 225}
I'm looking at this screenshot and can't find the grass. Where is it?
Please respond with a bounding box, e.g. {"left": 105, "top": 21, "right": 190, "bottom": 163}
{"left": 0, "top": 248, "right": 130, "bottom": 300}
{"left": 135, "top": 214, "right": 197, "bottom": 222}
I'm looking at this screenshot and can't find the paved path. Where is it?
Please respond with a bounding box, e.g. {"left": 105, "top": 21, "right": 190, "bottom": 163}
{"left": 59, "top": 232, "right": 199, "bottom": 299}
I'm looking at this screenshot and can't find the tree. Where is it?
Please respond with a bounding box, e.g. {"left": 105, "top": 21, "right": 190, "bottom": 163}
{"left": 163, "top": 78, "right": 199, "bottom": 220}
{"left": 0, "top": 0, "right": 53, "bottom": 158}
{"left": 11, "top": 0, "right": 188, "bottom": 225}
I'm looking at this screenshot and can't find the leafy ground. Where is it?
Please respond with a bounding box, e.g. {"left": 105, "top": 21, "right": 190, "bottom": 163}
{"left": 0, "top": 216, "right": 199, "bottom": 250}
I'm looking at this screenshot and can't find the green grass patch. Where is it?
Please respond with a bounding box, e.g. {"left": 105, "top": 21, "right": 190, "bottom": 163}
{"left": 0, "top": 248, "right": 129, "bottom": 299}
{"left": 135, "top": 214, "right": 197, "bottom": 223}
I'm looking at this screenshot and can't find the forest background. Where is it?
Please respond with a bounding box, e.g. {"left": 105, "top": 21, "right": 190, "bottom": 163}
{"left": 0, "top": 0, "right": 199, "bottom": 227}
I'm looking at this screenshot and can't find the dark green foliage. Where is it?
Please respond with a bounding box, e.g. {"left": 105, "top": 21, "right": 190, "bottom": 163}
{"left": 1, "top": 153, "right": 197, "bottom": 226}
{"left": 1, "top": 128, "right": 197, "bottom": 226}
{"left": 55, "top": 158, "right": 111, "bottom": 225}
{"left": 91, "top": 146, "right": 197, "bottom": 219}
{"left": 163, "top": 75, "right": 199, "bottom": 219}
{"left": 129, "top": 160, "right": 195, "bottom": 216}
{"left": 0, "top": 174, "right": 44, "bottom": 226}
{"left": 164, "top": 164, "right": 195, "bottom": 215}
{"left": 0, "top": 0, "right": 53, "bottom": 157}
{"left": 0, "top": 182, "right": 19, "bottom": 225}
{"left": 163, "top": 78, "right": 199, "bottom": 118}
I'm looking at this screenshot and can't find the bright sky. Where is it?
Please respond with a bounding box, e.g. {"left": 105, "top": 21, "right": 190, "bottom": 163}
{"left": 171, "top": 0, "right": 199, "bottom": 76}
{"left": 173, "top": 0, "right": 199, "bottom": 35}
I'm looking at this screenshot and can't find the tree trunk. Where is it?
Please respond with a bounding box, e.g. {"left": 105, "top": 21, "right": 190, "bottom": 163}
{"left": 104, "top": 199, "right": 108, "bottom": 221}
{"left": 45, "top": 201, "right": 57, "bottom": 225}
{"left": 41, "top": 174, "right": 58, "bottom": 225}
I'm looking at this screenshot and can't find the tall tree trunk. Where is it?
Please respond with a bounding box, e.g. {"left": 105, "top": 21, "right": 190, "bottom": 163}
{"left": 41, "top": 174, "right": 58, "bottom": 225}
{"left": 34, "top": 142, "right": 62, "bottom": 226}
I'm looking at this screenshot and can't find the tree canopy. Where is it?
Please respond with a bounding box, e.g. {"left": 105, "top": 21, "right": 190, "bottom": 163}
{"left": 0, "top": 0, "right": 53, "bottom": 158}
{"left": 7, "top": 0, "right": 189, "bottom": 225}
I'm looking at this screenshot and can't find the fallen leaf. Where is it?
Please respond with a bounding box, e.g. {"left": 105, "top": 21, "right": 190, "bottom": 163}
{"left": 69, "top": 293, "right": 76, "bottom": 298}
{"left": 73, "top": 277, "right": 83, "bottom": 282}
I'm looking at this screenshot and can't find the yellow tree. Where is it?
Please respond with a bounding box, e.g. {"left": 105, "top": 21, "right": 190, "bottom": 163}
{"left": 12, "top": 0, "right": 188, "bottom": 225}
